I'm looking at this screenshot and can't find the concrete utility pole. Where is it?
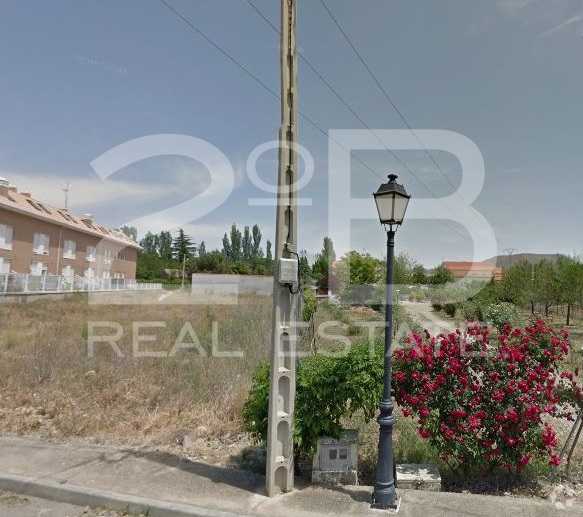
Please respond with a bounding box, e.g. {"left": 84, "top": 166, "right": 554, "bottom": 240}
{"left": 266, "top": 0, "right": 298, "bottom": 497}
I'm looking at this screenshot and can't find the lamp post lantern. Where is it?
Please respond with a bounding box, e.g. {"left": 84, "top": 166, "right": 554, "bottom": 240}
{"left": 372, "top": 174, "right": 410, "bottom": 509}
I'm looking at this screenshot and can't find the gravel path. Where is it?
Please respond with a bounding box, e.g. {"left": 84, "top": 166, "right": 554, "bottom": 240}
{"left": 400, "top": 300, "right": 458, "bottom": 336}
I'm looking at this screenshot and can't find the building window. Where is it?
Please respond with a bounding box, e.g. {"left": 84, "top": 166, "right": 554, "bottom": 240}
{"left": 103, "top": 248, "right": 113, "bottom": 265}
{"left": 84, "top": 267, "right": 95, "bottom": 278}
{"left": 33, "top": 232, "right": 50, "bottom": 255}
{"left": 116, "top": 251, "right": 126, "bottom": 261}
{"left": 61, "top": 265, "right": 74, "bottom": 277}
{"left": 113, "top": 271, "right": 125, "bottom": 279}
{"left": 86, "top": 245, "right": 96, "bottom": 262}
{"left": 30, "top": 261, "right": 48, "bottom": 275}
{"left": 0, "top": 224, "right": 13, "bottom": 250}
{"left": 0, "top": 258, "right": 11, "bottom": 274}
{"left": 102, "top": 270, "right": 111, "bottom": 279}
{"left": 63, "top": 239, "right": 76, "bottom": 259}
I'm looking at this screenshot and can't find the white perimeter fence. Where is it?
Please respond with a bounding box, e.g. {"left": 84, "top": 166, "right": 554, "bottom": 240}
{"left": 0, "top": 273, "right": 162, "bottom": 294}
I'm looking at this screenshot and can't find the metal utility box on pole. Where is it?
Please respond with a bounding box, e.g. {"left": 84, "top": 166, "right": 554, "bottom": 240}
{"left": 266, "top": 0, "right": 298, "bottom": 497}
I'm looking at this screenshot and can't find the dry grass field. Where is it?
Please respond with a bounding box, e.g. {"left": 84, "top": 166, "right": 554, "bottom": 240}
{"left": 0, "top": 292, "right": 383, "bottom": 466}
{"left": 0, "top": 292, "right": 272, "bottom": 460}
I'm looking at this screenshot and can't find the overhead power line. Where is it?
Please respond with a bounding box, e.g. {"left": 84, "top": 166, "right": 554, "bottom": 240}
{"left": 157, "top": 0, "right": 279, "bottom": 100}
{"left": 319, "top": 0, "right": 458, "bottom": 192}
{"left": 157, "top": 0, "right": 385, "bottom": 184}
{"left": 319, "top": 0, "right": 509, "bottom": 251}
{"left": 244, "top": 0, "right": 476, "bottom": 243}
{"left": 158, "top": 0, "right": 485, "bottom": 249}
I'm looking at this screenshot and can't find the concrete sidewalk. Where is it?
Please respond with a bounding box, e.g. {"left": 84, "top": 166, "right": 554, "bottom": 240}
{"left": 0, "top": 436, "right": 579, "bottom": 517}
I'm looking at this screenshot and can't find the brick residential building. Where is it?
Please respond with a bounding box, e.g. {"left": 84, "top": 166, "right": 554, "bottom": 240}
{"left": 0, "top": 177, "right": 140, "bottom": 279}
{"left": 442, "top": 261, "right": 503, "bottom": 281}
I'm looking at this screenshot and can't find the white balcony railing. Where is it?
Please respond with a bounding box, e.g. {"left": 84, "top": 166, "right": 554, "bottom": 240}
{"left": 0, "top": 273, "right": 162, "bottom": 294}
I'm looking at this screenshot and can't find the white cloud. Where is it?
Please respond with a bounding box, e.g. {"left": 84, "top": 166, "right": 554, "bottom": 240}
{"left": 471, "top": 1, "right": 583, "bottom": 37}
{"left": 4, "top": 171, "right": 164, "bottom": 209}
{"left": 540, "top": 14, "right": 582, "bottom": 37}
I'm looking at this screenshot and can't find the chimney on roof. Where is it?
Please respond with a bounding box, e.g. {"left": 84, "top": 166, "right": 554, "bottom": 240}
{"left": 20, "top": 191, "right": 31, "bottom": 199}
{"left": 0, "top": 183, "right": 8, "bottom": 197}
{"left": 8, "top": 185, "right": 17, "bottom": 193}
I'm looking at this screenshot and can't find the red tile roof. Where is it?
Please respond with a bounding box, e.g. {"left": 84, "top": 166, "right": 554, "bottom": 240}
{"left": 0, "top": 182, "right": 140, "bottom": 249}
{"left": 443, "top": 261, "right": 502, "bottom": 280}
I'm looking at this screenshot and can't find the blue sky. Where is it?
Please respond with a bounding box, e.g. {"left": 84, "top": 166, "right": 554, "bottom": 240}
{"left": 2, "top": 0, "right": 582, "bottom": 266}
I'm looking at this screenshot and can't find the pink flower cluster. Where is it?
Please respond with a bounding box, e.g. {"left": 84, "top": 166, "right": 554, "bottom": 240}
{"left": 393, "top": 321, "right": 583, "bottom": 475}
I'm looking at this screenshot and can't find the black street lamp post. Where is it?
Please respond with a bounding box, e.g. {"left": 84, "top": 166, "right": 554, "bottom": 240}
{"left": 371, "top": 174, "right": 410, "bottom": 509}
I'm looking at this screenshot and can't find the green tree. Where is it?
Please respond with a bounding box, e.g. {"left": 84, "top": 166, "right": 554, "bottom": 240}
{"left": 193, "top": 250, "right": 227, "bottom": 273}
{"left": 533, "top": 259, "right": 560, "bottom": 316}
{"left": 172, "top": 228, "right": 196, "bottom": 264}
{"left": 500, "top": 261, "right": 534, "bottom": 307}
{"left": 298, "top": 252, "right": 312, "bottom": 289}
{"left": 118, "top": 225, "right": 137, "bottom": 241}
{"left": 242, "top": 225, "right": 253, "bottom": 261}
{"left": 429, "top": 263, "right": 453, "bottom": 285}
{"left": 394, "top": 252, "right": 413, "bottom": 285}
{"left": 410, "top": 263, "right": 428, "bottom": 284}
{"left": 312, "top": 237, "right": 336, "bottom": 282}
{"left": 230, "top": 224, "right": 242, "bottom": 261}
{"left": 222, "top": 223, "right": 242, "bottom": 261}
{"left": 158, "top": 231, "right": 173, "bottom": 261}
{"left": 557, "top": 256, "right": 583, "bottom": 325}
{"left": 139, "top": 231, "right": 158, "bottom": 255}
{"left": 136, "top": 251, "right": 165, "bottom": 279}
{"left": 393, "top": 253, "right": 427, "bottom": 285}
{"left": 302, "top": 287, "right": 318, "bottom": 322}
{"left": 252, "top": 224, "right": 263, "bottom": 259}
{"left": 337, "top": 250, "right": 383, "bottom": 305}
{"left": 221, "top": 233, "right": 231, "bottom": 260}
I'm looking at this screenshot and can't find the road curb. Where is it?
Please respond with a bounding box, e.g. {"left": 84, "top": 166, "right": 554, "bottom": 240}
{"left": 0, "top": 472, "right": 249, "bottom": 517}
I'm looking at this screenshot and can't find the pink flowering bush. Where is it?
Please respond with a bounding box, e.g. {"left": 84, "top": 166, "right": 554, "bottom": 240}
{"left": 393, "top": 320, "right": 583, "bottom": 476}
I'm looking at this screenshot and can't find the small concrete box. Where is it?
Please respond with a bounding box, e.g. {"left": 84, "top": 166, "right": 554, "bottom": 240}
{"left": 396, "top": 463, "right": 441, "bottom": 491}
{"left": 312, "top": 430, "right": 358, "bottom": 485}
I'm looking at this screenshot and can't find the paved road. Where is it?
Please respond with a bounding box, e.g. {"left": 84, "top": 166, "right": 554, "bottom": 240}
{"left": 0, "top": 491, "right": 136, "bottom": 517}
{"left": 400, "top": 300, "right": 457, "bottom": 336}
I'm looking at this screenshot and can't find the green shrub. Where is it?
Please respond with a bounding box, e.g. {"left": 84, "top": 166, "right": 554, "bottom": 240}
{"left": 431, "top": 303, "right": 443, "bottom": 312}
{"left": 459, "top": 300, "right": 485, "bottom": 322}
{"left": 242, "top": 341, "right": 384, "bottom": 457}
{"left": 241, "top": 363, "right": 270, "bottom": 444}
{"left": 409, "top": 289, "right": 426, "bottom": 302}
{"left": 484, "top": 302, "right": 520, "bottom": 330}
{"left": 443, "top": 303, "right": 457, "bottom": 317}
{"left": 302, "top": 289, "right": 318, "bottom": 322}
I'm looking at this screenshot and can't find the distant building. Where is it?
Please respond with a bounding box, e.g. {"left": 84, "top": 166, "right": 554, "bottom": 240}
{"left": 0, "top": 178, "right": 140, "bottom": 279}
{"left": 442, "top": 261, "right": 502, "bottom": 281}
